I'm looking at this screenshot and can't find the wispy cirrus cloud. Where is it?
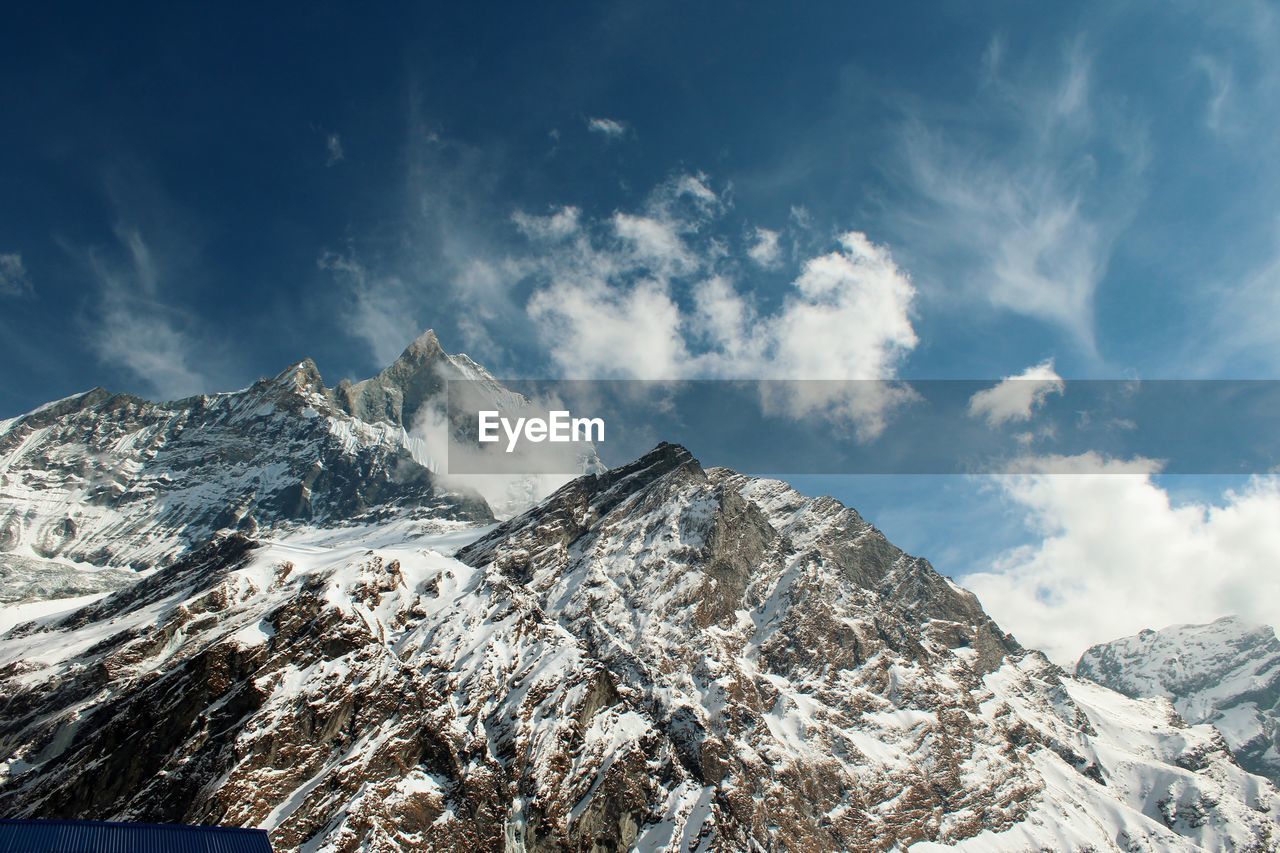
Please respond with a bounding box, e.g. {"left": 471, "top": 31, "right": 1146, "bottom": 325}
{"left": 82, "top": 225, "right": 208, "bottom": 400}
{"left": 316, "top": 99, "right": 527, "bottom": 373}
{"left": 1193, "top": 54, "right": 1233, "bottom": 136}
{"left": 895, "top": 37, "right": 1146, "bottom": 356}
{"left": 1183, "top": 0, "right": 1279, "bottom": 140}
{"left": 0, "top": 253, "right": 32, "bottom": 298}
{"left": 317, "top": 250, "right": 424, "bottom": 368}
{"left": 325, "top": 133, "right": 345, "bottom": 167}
{"left": 1174, "top": 2, "right": 1280, "bottom": 374}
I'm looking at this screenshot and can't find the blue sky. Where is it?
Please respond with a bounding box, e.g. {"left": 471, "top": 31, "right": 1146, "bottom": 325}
{"left": 3, "top": 2, "right": 1279, "bottom": 659}
{"left": 4, "top": 1, "right": 1278, "bottom": 410}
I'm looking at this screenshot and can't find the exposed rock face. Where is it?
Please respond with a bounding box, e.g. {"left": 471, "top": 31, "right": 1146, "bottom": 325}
{"left": 1, "top": 443, "right": 1275, "bottom": 851}
{"left": 1078, "top": 616, "right": 1280, "bottom": 785}
{"left": 332, "top": 329, "right": 506, "bottom": 431}
{"left": 0, "top": 337, "right": 495, "bottom": 603}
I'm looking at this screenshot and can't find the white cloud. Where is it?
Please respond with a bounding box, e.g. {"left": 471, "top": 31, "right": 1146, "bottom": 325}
{"left": 1192, "top": 223, "right": 1280, "bottom": 375}
{"left": 1170, "top": 5, "right": 1280, "bottom": 374}
{"left": 1186, "top": 3, "right": 1280, "bottom": 140}
{"left": 318, "top": 250, "right": 422, "bottom": 368}
{"left": 756, "top": 232, "right": 920, "bottom": 436}
{"left": 897, "top": 39, "right": 1145, "bottom": 353}
{"left": 325, "top": 133, "right": 345, "bottom": 166}
{"left": 770, "top": 233, "right": 918, "bottom": 376}
{"left": 520, "top": 175, "right": 919, "bottom": 437}
{"left": 86, "top": 227, "right": 206, "bottom": 400}
{"left": 746, "top": 227, "right": 782, "bottom": 268}
{"left": 612, "top": 212, "right": 698, "bottom": 277}
{"left": 967, "top": 359, "right": 1064, "bottom": 426}
{"left": 645, "top": 170, "right": 723, "bottom": 226}
{"left": 528, "top": 276, "right": 690, "bottom": 380}
{"left": 0, "top": 253, "right": 32, "bottom": 297}
{"left": 964, "top": 454, "right": 1280, "bottom": 665}
{"left": 672, "top": 173, "right": 717, "bottom": 206}
{"left": 513, "top": 206, "right": 581, "bottom": 241}
{"left": 93, "top": 307, "right": 205, "bottom": 401}
{"left": 405, "top": 379, "right": 584, "bottom": 519}
{"left": 1194, "top": 55, "right": 1233, "bottom": 135}
{"left": 586, "top": 117, "right": 627, "bottom": 138}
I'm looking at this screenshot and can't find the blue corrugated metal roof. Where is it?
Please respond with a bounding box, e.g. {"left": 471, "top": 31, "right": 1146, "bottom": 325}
{"left": 0, "top": 820, "right": 273, "bottom": 853}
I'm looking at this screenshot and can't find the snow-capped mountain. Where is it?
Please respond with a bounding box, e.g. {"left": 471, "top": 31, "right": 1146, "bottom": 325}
{"left": 1078, "top": 616, "right": 1280, "bottom": 786}
{"left": 0, "top": 330, "right": 585, "bottom": 605}
{"left": 1, "top": 440, "right": 1275, "bottom": 851}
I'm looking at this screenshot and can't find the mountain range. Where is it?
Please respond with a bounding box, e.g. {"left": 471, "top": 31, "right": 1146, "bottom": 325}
{"left": 0, "top": 334, "right": 1276, "bottom": 851}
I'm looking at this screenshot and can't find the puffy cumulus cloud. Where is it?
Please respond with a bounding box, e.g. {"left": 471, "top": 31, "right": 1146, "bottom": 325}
{"left": 746, "top": 227, "right": 782, "bottom": 269}
{"left": 751, "top": 234, "right": 919, "bottom": 438}
{"left": 967, "top": 359, "right": 1064, "bottom": 426}
{"left": 528, "top": 277, "right": 690, "bottom": 380}
{"left": 963, "top": 453, "right": 1280, "bottom": 665}
{"left": 517, "top": 176, "right": 919, "bottom": 437}
{"left": 513, "top": 206, "right": 581, "bottom": 241}
{"left": 0, "top": 253, "right": 32, "bottom": 297}
{"left": 771, "top": 233, "right": 917, "bottom": 379}
{"left": 586, "top": 116, "right": 627, "bottom": 138}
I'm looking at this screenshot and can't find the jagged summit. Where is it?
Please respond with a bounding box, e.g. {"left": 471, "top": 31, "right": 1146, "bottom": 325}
{"left": 270, "top": 357, "right": 326, "bottom": 393}
{"left": 6, "top": 387, "right": 127, "bottom": 429}
{"left": 333, "top": 328, "right": 484, "bottom": 429}
{"left": 399, "top": 327, "right": 444, "bottom": 361}
{"left": 0, "top": 329, "right": 606, "bottom": 603}
{"left": 461, "top": 440, "right": 1017, "bottom": 675}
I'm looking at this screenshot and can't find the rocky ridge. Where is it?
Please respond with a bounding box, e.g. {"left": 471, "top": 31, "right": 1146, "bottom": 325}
{"left": 0, "top": 331, "right": 547, "bottom": 604}
{"left": 0, "top": 443, "right": 1274, "bottom": 851}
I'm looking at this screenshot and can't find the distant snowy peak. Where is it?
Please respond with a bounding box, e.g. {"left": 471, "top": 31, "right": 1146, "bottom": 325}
{"left": 1078, "top": 616, "right": 1280, "bottom": 700}
{"left": 1077, "top": 616, "right": 1280, "bottom": 784}
{"left": 0, "top": 332, "right": 522, "bottom": 602}
{"left": 332, "top": 328, "right": 515, "bottom": 430}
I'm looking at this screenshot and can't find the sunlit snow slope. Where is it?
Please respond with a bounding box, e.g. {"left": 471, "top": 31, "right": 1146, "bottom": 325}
{"left": 1079, "top": 616, "right": 1280, "bottom": 787}
{"left": 1, "top": 443, "right": 1274, "bottom": 851}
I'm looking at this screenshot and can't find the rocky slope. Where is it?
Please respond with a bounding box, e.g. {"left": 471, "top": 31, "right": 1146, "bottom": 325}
{"left": 1078, "top": 616, "right": 1280, "bottom": 786}
{"left": 0, "top": 330, "right": 565, "bottom": 605}
{"left": 1, "top": 443, "right": 1275, "bottom": 851}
